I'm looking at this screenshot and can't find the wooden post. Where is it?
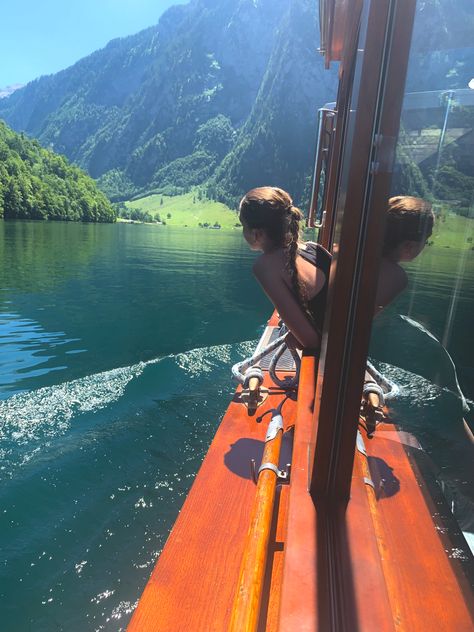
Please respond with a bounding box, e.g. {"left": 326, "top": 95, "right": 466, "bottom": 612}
{"left": 247, "top": 376, "right": 261, "bottom": 414}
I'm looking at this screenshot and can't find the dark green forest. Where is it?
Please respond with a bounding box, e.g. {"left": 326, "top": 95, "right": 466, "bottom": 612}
{"left": 0, "top": 121, "right": 115, "bottom": 222}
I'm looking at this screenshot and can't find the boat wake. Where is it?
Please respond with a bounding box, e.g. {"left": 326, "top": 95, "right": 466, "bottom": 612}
{"left": 0, "top": 339, "right": 257, "bottom": 477}
{"left": 0, "top": 360, "right": 155, "bottom": 445}
{"left": 399, "top": 315, "right": 471, "bottom": 412}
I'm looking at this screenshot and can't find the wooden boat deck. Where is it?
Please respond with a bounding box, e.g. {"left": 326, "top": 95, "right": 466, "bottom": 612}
{"left": 128, "top": 316, "right": 296, "bottom": 631}
{"left": 129, "top": 322, "right": 473, "bottom": 631}
{"left": 279, "top": 370, "right": 474, "bottom": 631}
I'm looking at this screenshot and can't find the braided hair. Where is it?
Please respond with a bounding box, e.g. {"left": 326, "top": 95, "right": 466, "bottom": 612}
{"left": 239, "top": 187, "right": 313, "bottom": 322}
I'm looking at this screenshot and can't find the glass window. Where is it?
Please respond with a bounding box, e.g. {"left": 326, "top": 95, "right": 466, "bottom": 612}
{"left": 368, "top": 0, "right": 474, "bottom": 551}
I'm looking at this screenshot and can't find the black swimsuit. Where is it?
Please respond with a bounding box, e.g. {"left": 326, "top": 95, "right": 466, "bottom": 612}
{"left": 297, "top": 242, "right": 332, "bottom": 333}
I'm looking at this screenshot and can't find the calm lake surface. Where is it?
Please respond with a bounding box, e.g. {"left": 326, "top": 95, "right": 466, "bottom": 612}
{"left": 1, "top": 220, "right": 473, "bottom": 630}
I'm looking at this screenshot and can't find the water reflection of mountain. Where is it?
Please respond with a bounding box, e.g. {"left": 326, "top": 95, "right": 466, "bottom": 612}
{"left": 0, "top": 220, "right": 110, "bottom": 293}
{"left": 0, "top": 224, "right": 269, "bottom": 396}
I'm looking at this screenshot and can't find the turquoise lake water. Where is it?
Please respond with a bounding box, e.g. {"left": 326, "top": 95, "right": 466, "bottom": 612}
{"left": 1, "top": 220, "right": 473, "bottom": 630}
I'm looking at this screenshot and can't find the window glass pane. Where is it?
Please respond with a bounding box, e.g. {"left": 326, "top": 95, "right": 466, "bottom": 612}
{"left": 368, "top": 0, "right": 474, "bottom": 550}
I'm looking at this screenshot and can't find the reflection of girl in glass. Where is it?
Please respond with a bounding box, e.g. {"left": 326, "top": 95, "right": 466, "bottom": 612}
{"left": 376, "top": 196, "right": 434, "bottom": 314}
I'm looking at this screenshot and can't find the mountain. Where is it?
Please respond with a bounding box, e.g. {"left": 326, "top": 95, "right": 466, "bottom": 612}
{"left": 0, "top": 120, "right": 115, "bottom": 222}
{"left": 0, "top": 0, "right": 471, "bottom": 209}
{"left": 405, "top": 0, "right": 474, "bottom": 93}
{"left": 0, "top": 0, "right": 337, "bottom": 206}
{"left": 0, "top": 84, "right": 25, "bottom": 99}
{"left": 207, "top": 0, "right": 336, "bottom": 204}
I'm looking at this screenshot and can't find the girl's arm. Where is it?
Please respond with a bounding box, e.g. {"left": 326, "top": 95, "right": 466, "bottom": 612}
{"left": 253, "top": 258, "right": 321, "bottom": 349}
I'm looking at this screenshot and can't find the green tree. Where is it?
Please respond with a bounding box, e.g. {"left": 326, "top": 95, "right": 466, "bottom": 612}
{"left": 0, "top": 121, "right": 115, "bottom": 222}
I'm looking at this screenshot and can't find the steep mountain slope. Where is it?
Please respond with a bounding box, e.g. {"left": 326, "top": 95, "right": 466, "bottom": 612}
{"left": 1, "top": 2, "right": 295, "bottom": 194}
{"left": 0, "top": 0, "right": 336, "bottom": 205}
{"left": 2, "top": 0, "right": 468, "bottom": 209}
{"left": 209, "top": 0, "right": 335, "bottom": 204}
{"left": 405, "top": 0, "right": 474, "bottom": 92}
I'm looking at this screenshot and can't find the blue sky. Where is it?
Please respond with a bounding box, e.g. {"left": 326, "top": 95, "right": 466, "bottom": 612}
{"left": 1, "top": 0, "right": 187, "bottom": 87}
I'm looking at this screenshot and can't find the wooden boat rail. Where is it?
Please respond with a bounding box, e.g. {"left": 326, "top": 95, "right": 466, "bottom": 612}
{"left": 127, "top": 314, "right": 298, "bottom": 631}
{"left": 128, "top": 338, "right": 473, "bottom": 630}
{"left": 229, "top": 406, "right": 287, "bottom": 632}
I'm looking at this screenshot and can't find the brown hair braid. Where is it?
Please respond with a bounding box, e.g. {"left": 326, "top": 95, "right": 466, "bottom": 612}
{"left": 239, "top": 187, "right": 313, "bottom": 322}
{"left": 285, "top": 205, "right": 307, "bottom": 311}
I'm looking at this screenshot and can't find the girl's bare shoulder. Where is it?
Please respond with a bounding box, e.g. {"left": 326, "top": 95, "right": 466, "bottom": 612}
{"left": 375, "top": 258, "right": 408, "bottom": 313}
{"left": 380, "top": 258, "right": 408, "bottom": 288}
{"left": 252, "top": 250, "right": 286, "bottom": 276}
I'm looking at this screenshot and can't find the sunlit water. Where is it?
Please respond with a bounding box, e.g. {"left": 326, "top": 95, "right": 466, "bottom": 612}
{"left": 1, "top": 221, "right": 473, "bottom": 630}
{"left": 0, "top": 221, "right": 269, "bottom": 631}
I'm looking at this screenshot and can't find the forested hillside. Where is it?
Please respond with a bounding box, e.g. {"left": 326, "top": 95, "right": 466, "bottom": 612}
{"left": 207, "top": 0, "right": 336, "bottom": 204}
{"left": 0, "top": 0, "right": 337, "bottom": 206}
{"left": 0, "top": 0, "right": 472, "bottom": 211}
{"left": 0, "top": 121, "right": 115, "bottom": 221}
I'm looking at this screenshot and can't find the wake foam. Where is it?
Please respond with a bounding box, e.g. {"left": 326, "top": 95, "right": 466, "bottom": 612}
{"left": 372, "top": 361, "right": 448, "bottom": 408}
{"left": 0, "top": 339, "right": 257, "bottom": 473}
{"left": 0, "top": 359, "right": 158, "bottom": 446}
{"left": 175, "top": 340, "right": 256, "bottom": 377}
{"left": 400, "top": 315, "right": 470, "bottom": 412}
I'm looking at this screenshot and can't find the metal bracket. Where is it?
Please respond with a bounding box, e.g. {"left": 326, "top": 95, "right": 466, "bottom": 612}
{"left": 356, "top": 430, "right": 367, "bottom": 456}
{"left": 250, "top": 459, "right": 291, "bottom": 485}
{"left": 265, "top": 413, "right": 284, "bottom": 441}
{"left": 364, "top": 476, "right": 375, "bottom": 489}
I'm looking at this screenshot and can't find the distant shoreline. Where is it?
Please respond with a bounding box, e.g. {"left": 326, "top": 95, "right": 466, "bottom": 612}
{"left": 3, "top": 206, "right": 473, "bottom": 249}
{"left": 115, "top": 208, "right": 474, "bottom": 250}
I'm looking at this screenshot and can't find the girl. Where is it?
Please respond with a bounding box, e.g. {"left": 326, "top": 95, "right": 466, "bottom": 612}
{"left": 239, "top": 186, "right": 330, "bottom": 350}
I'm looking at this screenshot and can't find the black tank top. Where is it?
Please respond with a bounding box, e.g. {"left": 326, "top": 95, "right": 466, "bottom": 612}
{"left": 297, "top": 242, "right": 332, "bottom": 333}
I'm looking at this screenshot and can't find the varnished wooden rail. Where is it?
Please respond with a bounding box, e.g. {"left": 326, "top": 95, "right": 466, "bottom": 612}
{"left": 229, "top": 409, "right": 285, "bottom": 632}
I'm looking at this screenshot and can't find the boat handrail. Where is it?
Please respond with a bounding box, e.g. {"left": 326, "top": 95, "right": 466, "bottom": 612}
{"left": 229, "top": 399, "right": 289, "bottom": 632}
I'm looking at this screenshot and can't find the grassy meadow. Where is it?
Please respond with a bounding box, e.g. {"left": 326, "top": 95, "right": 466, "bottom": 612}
{"left": 430, "top": 212, "right": 474, "bottom": 250}
{"left": 125, "top": 192, "right": 240, "bottom": 229}
{"left": 124, "top": 191, "right": 474, "bottom": 251}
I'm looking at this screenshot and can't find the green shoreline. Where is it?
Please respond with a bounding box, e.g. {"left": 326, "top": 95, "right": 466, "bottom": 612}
{"left": 124, "top": 191, "right": 474, "bottom": 249}
{"left": 3, "top": 190, "right": 472, "bottom": 249}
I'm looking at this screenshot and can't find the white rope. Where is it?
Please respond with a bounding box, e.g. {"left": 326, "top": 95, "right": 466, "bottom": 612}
{"left": 366, "top": 359, "right": 400, "bottom": 400}
{"left": 232, "top": 328, "right": 300, "bottom": 390}
{"left": 234, "top": 330, "right": 396, "bottom": 404}
{"left": 363, "top": 381, "right": 385, "bottom": 406}
{"left": 231, "top": 332, "right": 289, "bottom": 385}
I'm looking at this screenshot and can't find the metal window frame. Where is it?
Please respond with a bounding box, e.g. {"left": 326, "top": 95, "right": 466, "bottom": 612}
{"left": 307, "top": 106, "right": 337, "bottom": 229}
